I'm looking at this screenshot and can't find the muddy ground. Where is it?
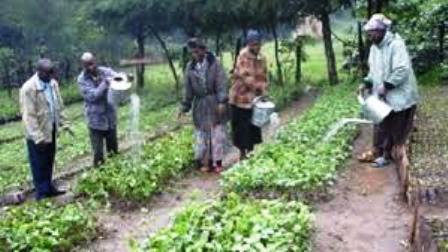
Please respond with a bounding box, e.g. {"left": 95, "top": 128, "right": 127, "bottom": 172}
{"left": 314, "top": 126, "right": 413, "bottom": 252}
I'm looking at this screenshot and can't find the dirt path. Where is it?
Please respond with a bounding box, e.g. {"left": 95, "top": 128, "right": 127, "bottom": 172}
{"left": 314, "top": 126, "right": 413, "bottom": 252}
{"left": 83, "top": 94, "right": 316, "bottom": 252}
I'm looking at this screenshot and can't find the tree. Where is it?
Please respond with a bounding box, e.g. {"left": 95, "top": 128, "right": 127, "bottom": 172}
{"left": 303, "top": 0, "right": 349, "bottom": 85}
{"left": 89, "top": 0, "right": 181, "bottom": 91}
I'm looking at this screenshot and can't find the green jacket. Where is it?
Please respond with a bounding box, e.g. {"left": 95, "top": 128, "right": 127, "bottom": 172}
{"left": 365, "top": 31, "right": 419, "bottom": 112}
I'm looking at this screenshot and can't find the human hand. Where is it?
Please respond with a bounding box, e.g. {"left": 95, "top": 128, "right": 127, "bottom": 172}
{"left": 216, "top": 104, "right": 226, "bottom": 116}
{"left": 357, "top": 84, "right": 366, "bottom": 96}
{"left": 35, "top": 141, "right": 49, "bottom": 152}
{"left": 376, "top": 84, "right": 387, "bottom": 96}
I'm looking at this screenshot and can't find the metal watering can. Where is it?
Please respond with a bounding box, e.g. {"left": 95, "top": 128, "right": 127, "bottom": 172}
{"left": 252, "top": 96, "right": 276, "bottom": 128}
{"left": 358, "top": 94, "right": 393, "bottom": 124}
{"left": 108, "top": 73, "right": 132, "bottom": 107}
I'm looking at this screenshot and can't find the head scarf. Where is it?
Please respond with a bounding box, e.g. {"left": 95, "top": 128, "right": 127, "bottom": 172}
{"left": 364, "top": 13, "right": 392, "bottom": 31}
{"left": 187, "top": 38, "right": 207, "bottom": 50}
{"left": 245, "top": 30, "right": 262, "bottom": 44}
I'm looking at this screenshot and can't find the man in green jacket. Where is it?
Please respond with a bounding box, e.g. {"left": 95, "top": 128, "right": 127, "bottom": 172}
{"left": 358, "top": 14, "right": 419, "bottom": 169}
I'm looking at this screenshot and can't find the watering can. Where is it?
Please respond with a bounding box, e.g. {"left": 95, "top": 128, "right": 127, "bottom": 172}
{"left": 358, "top": 94, "right": 392, "bottom": 124}
{"left": 108, "top": 73, "right": 132, "bottom": 106}
{"left": 252, "top": 96, "right": 276, "bottom": 128}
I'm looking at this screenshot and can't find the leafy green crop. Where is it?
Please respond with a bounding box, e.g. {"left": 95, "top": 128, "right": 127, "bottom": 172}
{"left": 0, "top": 101, "right": 178, "bottom": 194}
{"left": 0, "top": 202, "right": 96, "bottom": 252}
{"left": 144, "top": 193, "right": 313, "bottom": 252}
{"left": 221, "top": 84, "right": 359, "bottom": 197}
{"left": 76, "top": 128, "right": 194, "bottom": 202}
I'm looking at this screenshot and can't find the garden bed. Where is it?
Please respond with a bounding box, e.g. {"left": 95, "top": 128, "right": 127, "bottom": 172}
{"left": 221, "top": 84, "right": 359, "bottom": 199}
{"left": 407, "top": 86, "right": 448, "bottom": 206}
{"left": 413, "top": 215, "right": 448, "bottom": 252}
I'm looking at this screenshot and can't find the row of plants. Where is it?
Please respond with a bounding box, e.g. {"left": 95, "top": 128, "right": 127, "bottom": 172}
{"left": 0, "top": 59, "right": 313, "bottom": 251}
{"left": 144, "top": 193, "right": 313, "bottom": 251}
{"left": 0, "top": 100, "right": 178, "bottom": 194}
{"left": 0, "top": 125, "right": 192, "bottom": 252}
{"left": 76, "top": 127, "right": 194, "bottom": 202}
{"left": 0, "top": 202, "right": 96, "bottom": 252}
{"left": 140, "top": 83, "right": 358, "bottom": 251}
{"left": 221, "top": 84, "right": 358, "bottom": 198}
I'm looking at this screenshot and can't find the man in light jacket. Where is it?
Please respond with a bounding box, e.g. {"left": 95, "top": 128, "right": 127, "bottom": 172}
{"left": 77, "top": 52, "right": 118, "bottom": 167}
{"left": 20, "top": 59, "right": 68, "bottom": 200}
{"left": 358, "top": 14, "right": 419, "bottom": 169}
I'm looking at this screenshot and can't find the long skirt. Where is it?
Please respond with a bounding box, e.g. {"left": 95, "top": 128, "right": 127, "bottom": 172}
{"left": 374, "top": 105, "right": 417, "bottom": 157}
{"left": 231, "top": 105, "right": 262, "bottom": 152}
{"left": 195, "top": 124, "right": 227, "bottom": 164}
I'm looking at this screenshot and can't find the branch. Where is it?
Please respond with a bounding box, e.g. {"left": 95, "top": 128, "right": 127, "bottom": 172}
{"left": 331, "top": 30, "right": 357, "bottom": 48}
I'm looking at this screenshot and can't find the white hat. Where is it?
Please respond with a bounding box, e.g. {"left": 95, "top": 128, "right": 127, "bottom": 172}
{"left": 364, "top": 13, "right": 392, "bottom": 31}
{"left": 81, "top": 52, "right": 95, "bottom": 62}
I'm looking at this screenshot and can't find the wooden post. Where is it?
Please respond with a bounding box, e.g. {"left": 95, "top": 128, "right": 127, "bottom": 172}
{"left": 439, "top": 21, "right": 445, "bottom": 62}
{"left": 120, "top": 58, "right": 165, "bottom": 94}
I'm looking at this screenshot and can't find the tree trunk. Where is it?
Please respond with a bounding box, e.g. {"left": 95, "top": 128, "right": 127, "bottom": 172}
{"left": 27, "top": 60, "right": 33, "bottom": 77}
{"left": 136, "top": 32, "right": 146, "bottom": 90}
{"left": 149, "top": 26, "right": 180, "bottom": 98}
{"left": 271, "top": 23, "right": 284, "bottom": 86}
{"left": 375, "top": 0, "right": 383, "bottom": 13}
{"left": 321, "top": 11, "right": 339, "bottom": 85}
{"left": 215, "top": 26, "right": 223, "bottom": 57}
{"left": 295, "top": 38, "right": 302, "bottom": 83}
{"left": 358, "top": 21, "right": 368, "bottom": 76}
{"left": 367, "top": 0, "right": 373, "bottom": 17}
{"left": 232, "top": 37, "right": 242, "bottom": 73}
{"left": 439, "top": 21, "right": 445, "bottom": 62}
{"left": 181, "top": 46, "right": 189, "bottom": 72}
{"left": 3, "top": 62, "right": 12, "bottom": 97}
{"left": 64, "top": 57, "right": 71, "bottom": 80}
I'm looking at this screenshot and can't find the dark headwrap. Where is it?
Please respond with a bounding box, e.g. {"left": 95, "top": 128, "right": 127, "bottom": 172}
{"left": 245, "top": 30, "right": 262, "bottom": 44}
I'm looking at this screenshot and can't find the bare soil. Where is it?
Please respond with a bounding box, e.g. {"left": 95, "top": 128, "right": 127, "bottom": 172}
{"left": 314, "top": 126, "right": 413, "bottom": 252}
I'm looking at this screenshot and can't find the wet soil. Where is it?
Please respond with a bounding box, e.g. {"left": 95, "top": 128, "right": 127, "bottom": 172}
{"left": 314, "top": 126, "right": 413, "bottom": 252}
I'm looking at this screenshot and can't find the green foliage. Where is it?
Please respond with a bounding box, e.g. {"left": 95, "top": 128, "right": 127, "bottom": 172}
{"left": 144, "top": 194, "right": 313, "bottom": 252}
{"left": 221, "top": 84, "right": 359, "bottom": 196}
{"left": 0, "top": 84, "right": 81, "bottom": 122}
{"left": 76, "top": 128, "right": 194, "bottom": 202}
{"left": 0, "top": 98, "right": 178, "bottom": 195}
{"left": 0, "top": 202, "right": 96, "bottom": 252}
{"left": 357, "top": 0, "right": 448, "bottom": 72}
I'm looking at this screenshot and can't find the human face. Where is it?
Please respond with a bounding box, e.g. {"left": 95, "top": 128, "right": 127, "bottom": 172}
{"left": 192, "top": 47, "right": 206, "bottom": 62}
{"left": 83, "top": 59, "right": 98, "bottom": 76}
{"left": 367, "top": 29, "right": 386, "bottom": 45}
{"left": 248, "top": 42, "right": 261, "bottom": 56}
{"left": 38, "top": 67, "right": 54, "bottom": 83}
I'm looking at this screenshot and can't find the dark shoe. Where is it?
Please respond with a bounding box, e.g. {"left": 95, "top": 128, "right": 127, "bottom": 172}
{"left": 48, "top": 188, "right": 66, "bottom": 197}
